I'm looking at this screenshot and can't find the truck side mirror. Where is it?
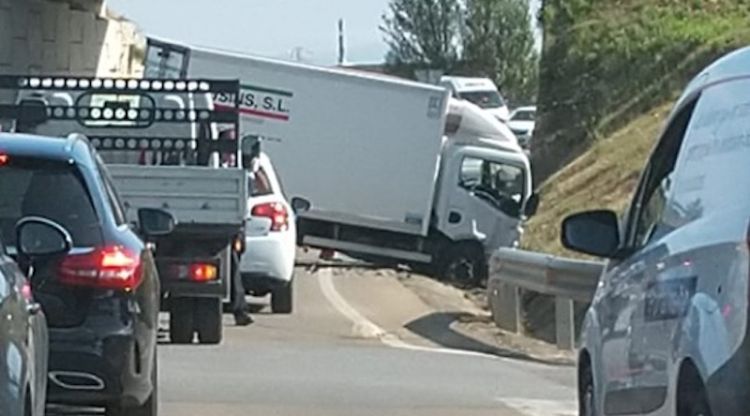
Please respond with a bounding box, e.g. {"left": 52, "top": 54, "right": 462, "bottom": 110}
{"left": 524, "top": 193, "right": 540, "bottom": 218}
{"left": 291, "top": 197, "right": 311, "bottom": 214}
{"left": 138, "top": 208, "right": 176, "bottom": 237}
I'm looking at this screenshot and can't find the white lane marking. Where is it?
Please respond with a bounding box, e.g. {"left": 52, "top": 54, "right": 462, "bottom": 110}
{"left": 497, "top": 398, "right": 577, "bottom": 416}
{"left": 317, "top": 267, "right": 498, "bottom": 358}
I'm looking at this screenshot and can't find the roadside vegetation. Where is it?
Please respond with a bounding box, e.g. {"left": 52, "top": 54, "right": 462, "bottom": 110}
{"left": 533, "top": 0, "right": 750, "bottom": 181}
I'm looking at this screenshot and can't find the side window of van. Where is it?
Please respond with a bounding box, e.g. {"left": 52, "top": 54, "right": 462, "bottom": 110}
{"left": 626, "top": 98, "right": 699, "bottom": 248}
{"left": 666, "top": 78, "right": 750, "bottom": 232}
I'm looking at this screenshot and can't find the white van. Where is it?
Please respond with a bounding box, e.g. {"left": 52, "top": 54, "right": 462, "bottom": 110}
{"left": 440, "top": 76, "right": 510, "bottom": 122}
{"left": 564, "top": 46, "right": 750, "bottom": 416}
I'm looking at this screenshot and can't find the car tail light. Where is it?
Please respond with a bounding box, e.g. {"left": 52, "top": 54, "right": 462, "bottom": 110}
{"left": 0, "top": 154, "right": 8, "bottom": 166}
{"left": 189, "top": 263, "right": 218, "bottom": 282}
{"left": 58, "top": 246, "right": 142, "bottom": 291}
{"left": 252, "top": 202, "right": 289, "bottom": 232}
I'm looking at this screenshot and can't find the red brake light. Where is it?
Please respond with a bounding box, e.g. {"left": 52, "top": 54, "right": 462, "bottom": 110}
{"left": 0, "top": 154, "right": 9, "bottom": 166}
{"left": 252, "top": 202, "right": 289, "bottom": 232}
{"left": 58, "top": 246, "right": 142, "bottom": 291}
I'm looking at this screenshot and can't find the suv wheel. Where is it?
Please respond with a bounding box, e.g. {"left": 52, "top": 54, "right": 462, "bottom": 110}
{"left": 271, "top": 280, "right": 293, "bottom": 314}
{"left": 196, "top": 297, "right": 223, "bottom": 344}
{"left": 170, "top": 298, "right": 195, "bottom": 344}
{"left": 107, "top": 353, "right": 158, "bottom": 416}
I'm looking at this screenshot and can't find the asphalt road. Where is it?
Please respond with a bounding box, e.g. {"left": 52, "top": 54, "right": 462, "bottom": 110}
{"left": 156, "top": 266, "right": 578, "bottom": 416}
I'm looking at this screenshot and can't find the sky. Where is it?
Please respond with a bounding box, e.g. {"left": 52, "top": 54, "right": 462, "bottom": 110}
{"left": 107, "top": 0, "right": 543, "bottom": 66}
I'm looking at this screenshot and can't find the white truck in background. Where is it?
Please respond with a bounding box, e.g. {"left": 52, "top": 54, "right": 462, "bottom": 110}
{"left": 440, "top": 76, "right": 511, "bottom": 122}
{"left": 146, "top": 38, "right": 539, "bottom": 284}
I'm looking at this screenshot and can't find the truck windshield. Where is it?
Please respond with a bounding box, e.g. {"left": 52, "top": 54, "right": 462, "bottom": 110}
{"left": 459, "top": 91, "right": 505, "bottom": 109}
{"left": 460, "top": 157, "right": 525, "bottom": 217}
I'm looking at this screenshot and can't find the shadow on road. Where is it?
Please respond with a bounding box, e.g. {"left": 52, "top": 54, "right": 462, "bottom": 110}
{"left": 403, "top": 312, "right": 567, "bottom": 365}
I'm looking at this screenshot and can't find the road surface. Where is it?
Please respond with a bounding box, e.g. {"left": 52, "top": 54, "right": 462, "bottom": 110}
{"left": 158, "top": 266, "right": 577, "bottom": 416}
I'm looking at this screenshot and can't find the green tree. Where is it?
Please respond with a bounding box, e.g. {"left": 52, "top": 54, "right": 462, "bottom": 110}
{"left": 463, "top": 0, "right": 539, "bottom": 104}
{"left": 380, "top": 0, "right": 464, "bottom": 72}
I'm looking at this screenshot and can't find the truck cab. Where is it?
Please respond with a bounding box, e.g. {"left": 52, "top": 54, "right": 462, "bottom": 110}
{"left": 428, "top": 99, "right": 536, "bottom": 282}
{"left": 439, "top": 76, "right": 510, "bottom": 122}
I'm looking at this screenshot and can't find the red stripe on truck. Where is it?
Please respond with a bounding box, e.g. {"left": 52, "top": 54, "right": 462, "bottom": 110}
{"left": 214, "top": 103, "right": 290, "bottom": 121}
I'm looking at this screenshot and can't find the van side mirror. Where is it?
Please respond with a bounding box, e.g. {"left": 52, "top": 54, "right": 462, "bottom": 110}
{"left": 291, "top": 197, "right": 311, "bottom": 214}
{"left": 138, "top": 208, "right": 176, "bottom": 237}
{"left": 561, "top": 210, "right": 621, "bottom": 258}
{"left": 16, "top": 217, "right": 72, "bottom": 258}
{"left": 524, "top": 193, "right": 540, "bottom": 218}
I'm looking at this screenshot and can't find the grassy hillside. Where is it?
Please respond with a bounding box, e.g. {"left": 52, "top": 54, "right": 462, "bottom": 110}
{"left": 532, "top": 0, "right": 750, "bottom": 182}
{"left": 523, "top": 102, "right": 673, "bottom": 256}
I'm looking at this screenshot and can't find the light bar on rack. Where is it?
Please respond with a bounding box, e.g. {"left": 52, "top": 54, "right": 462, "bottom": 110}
{"left": 0, "top": 74, "right": 241, "bottom": 157}
{"left": 0, "top": 75, "right": 238, "bottom": 95}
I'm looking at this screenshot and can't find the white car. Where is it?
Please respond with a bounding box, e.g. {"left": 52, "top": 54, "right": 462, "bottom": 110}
{"left": 239, "top": 153, "right": 297, "bottom": 313}
{"left": 507, "top": 106, "right": 536, "bottom": 149}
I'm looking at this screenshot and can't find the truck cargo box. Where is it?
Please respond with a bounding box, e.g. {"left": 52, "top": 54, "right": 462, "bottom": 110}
{"left": 164, "top": 43, "right": 450, "bottom": 237}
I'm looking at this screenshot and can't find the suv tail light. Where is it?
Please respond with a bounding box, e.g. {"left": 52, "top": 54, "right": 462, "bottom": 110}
{"left": 252, "top": 202, "right": 289, "bottom": 232}
{"left": 58, "top": 246, "right": 142, "bottom": 291}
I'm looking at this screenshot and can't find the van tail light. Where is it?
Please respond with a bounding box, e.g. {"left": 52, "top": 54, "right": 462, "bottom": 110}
{"left": 252, "top": 202, "right": 289, "bottom": 232}
{"left": 58, "top": 246, "right": 142, "bottom": 291}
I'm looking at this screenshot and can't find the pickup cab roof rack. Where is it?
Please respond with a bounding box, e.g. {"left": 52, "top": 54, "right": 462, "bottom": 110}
{"left": 0, "top": 74, "right": 240, "bottom": 159}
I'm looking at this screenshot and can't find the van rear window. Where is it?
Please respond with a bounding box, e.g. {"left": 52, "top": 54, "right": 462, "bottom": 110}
{"left": 0, "top": 157, "right": 102, "bottom": 247}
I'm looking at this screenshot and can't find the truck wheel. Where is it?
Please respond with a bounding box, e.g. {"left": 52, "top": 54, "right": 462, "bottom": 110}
{"left": 196, "top": 297, "right": 223, "bottom": 344}
{"left": 438, "top": 244, "right": 487, "bottom": 287}
{"left": 107, "top": 352, "right": 157, "bottom": 416}
{"left": 169, "top": 298, "right": 195, "bottom": 344}
{"left": 271, "top": 280, "right": 293, "bottom": 314}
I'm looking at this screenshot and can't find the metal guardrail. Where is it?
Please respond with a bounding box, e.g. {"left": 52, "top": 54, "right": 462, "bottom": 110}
{"left": 487, "top": 248, "right": 604, "bottom": 350}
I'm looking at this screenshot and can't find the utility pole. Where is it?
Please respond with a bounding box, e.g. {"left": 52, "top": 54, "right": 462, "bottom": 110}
{"left": 337, "top": 18, "right": 346, "bottom": 65}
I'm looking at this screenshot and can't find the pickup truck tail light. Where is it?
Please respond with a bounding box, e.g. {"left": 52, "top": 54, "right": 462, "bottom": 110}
{"left": 189, "top": 263, "right": 218, "bottom": 282}
{"left": 58, "top": 246, "right": 142, "bottom": 291}
{"left": 252, "top": 202, "right": 289, "bottom": 232}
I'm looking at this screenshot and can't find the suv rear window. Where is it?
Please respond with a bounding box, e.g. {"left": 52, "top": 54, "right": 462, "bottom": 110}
{"left": 0, "top": 158, "right": 102, "bottom": 247}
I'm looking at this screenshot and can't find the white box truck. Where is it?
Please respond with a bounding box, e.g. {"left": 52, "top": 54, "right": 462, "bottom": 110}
{"left": 146, "top": 38, "right": 539, "bottom": 283}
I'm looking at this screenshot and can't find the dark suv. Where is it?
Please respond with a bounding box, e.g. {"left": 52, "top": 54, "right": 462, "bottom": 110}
{"left": 0, "top": 133, "right": 173, "bottom": 415}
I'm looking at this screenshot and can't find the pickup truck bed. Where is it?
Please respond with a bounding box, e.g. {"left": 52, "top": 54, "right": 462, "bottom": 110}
{"left": 107, "top": 165, "right": 248, "bottom": 231}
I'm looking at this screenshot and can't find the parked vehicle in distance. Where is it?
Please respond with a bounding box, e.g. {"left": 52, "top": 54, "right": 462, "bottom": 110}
{"left": 240, "top": 150, "right": 297, "bottom": 313}
{"left": 562, "top": 47, "right": 750, "bottom": 416}
{"left": 0, "top": 222, "right": 51, "bottom": 416}
{"left": 439, "top": 76, "right": 510, "bottom": 122}
{"left": 0, "top": 133, "right": 174, "bottom": 416}
{"left": 147, "top": 38, "right": 538, "bottom": 286}
{"left": 507, "top": 106, "right": 536, "bottom": 150}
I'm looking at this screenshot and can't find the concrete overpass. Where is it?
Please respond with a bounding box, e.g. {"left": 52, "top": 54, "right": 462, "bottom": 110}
{"left": 0, "top": 0, "right": 144, "bottom": 77}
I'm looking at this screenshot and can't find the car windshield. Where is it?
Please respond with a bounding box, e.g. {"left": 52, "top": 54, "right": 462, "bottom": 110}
{"left": 511, "top": 110, "right": 535, "bottom": 121}
{"left": 459, "top": 90, "right": 505, "bottom": 109}
{"left": 0, "top": 157, "right": 101, "bottom": 248}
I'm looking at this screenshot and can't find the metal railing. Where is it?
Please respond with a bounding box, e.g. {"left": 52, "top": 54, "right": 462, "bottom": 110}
{"left": 487, "top": 248, "right": 604, "bottom": 350}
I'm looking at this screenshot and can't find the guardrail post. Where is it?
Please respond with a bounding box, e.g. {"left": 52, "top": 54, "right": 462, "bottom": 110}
{"left": 555, "top": 298, "right": 575, "bottom": 350}
{"left": 489, "top": 281, "right": 521, "bottom": 333}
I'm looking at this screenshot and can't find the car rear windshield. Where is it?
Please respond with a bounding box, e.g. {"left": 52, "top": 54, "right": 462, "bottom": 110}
{"left": 459, "top": 91, "right": 505, "bottom": 109}
{"left": 512, "top": 110, "right": 535, "bottom": 121}
{"left": 0, "top": 157, "right": 102, "bottom": 247}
